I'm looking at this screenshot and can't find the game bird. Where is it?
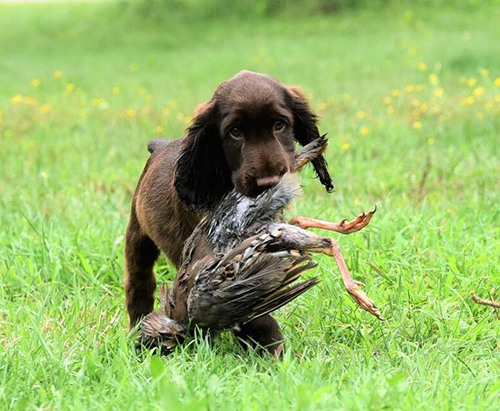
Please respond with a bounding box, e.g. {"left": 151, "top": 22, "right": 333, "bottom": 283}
{"left": 140, "top": 137, "right": 382, "bottom": 351}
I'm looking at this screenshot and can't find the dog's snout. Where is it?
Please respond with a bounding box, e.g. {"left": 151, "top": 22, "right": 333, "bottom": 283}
{"left": 256, "top": 175, "right": 281, "bottom": 189}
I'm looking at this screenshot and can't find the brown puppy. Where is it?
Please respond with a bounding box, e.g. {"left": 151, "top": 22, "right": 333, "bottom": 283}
{"left": 125, "top": 70, "right": 333, "bottom": 353}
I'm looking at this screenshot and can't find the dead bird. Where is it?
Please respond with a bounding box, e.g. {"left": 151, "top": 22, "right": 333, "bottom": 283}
{"left": 140, "top": 137, "right": 382, "bottom": 353}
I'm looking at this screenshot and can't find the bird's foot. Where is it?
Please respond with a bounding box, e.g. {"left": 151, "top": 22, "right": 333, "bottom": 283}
{"left": 343, "top": 278, "right": 384, "bottom": 321}
{"left": 335, "top": 206, "right": 377, "bottom": 234}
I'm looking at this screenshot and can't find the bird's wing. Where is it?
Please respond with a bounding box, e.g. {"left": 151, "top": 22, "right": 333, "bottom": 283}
{"left": 187, "top": 253, "right": 318, "bottom": 330}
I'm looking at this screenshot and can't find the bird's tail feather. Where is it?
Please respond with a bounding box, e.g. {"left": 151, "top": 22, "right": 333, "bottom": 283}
{"left": 245, "top": 277, "right": 319, "bottom": 324}
{"left": 242, "top": 255, "right": 319, "bottom": 323}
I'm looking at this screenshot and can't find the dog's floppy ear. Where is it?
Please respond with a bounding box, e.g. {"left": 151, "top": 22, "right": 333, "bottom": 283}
{"left": 174, "top": 101, "right": 233, "bottom": 212}
{"left": 287, "top": 87, "right": 334, "bottom": 192}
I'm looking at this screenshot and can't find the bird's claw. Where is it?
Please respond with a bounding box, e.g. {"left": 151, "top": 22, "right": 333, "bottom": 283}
{"left": 345, "top": 280, "right": 384, "bottom": 321}
{"left": 336, "top": 206, "right": 377, "bottom": 235}
{"left": 353, "top": 279, "right": 365, "bottom": 287}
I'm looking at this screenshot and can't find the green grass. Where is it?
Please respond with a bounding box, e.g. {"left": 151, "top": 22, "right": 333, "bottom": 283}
{"left": 1, "top": 1, "right": 500, "bottom": 409}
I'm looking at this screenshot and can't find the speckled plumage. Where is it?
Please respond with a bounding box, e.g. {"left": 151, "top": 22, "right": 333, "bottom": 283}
{"left": 140, "top": 138, "right": 328, "bottom": 350}
{"left": 140, "top": 133, "right": 383, "bottom": 352}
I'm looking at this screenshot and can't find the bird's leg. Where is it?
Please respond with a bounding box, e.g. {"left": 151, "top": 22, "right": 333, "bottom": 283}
{"left": 315, "top": 238, "right": 384, "bottom": 320}
{"left": 288, "top": 206, "right": 376, "bottom": 235}
{"left": 270, "top": 225, "right": 384, "bottom": 320}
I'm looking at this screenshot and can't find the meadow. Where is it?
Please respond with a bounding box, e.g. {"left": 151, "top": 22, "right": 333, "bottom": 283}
{"left": 0, "top": 1, "right": 499, "bottom": 409}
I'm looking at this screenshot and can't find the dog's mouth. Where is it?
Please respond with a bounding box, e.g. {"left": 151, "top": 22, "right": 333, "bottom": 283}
{"left": 236, "top": 175, "right": 283, "bottom": 198}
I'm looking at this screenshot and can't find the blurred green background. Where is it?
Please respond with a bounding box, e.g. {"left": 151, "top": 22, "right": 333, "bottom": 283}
{"left": 1, "top": 0, "right": 499, "bottom": 409}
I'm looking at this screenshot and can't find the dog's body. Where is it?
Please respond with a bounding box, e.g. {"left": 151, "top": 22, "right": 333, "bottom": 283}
{"left": 125, "top": 71, "right": 333, "bottom": 353}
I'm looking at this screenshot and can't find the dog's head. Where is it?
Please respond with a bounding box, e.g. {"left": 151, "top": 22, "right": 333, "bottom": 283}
{"left": 175, "top": 70, "right": 333, "bottom": 212}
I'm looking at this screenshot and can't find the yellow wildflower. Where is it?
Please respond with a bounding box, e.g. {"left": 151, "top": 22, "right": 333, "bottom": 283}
{"left": 112, "top": 87, "right": 121, "bottom": 95}
{"left": 156, "top": 125, "right": 165, "bottom": 133}
{"left": 480, "top": 68, "right": 490, "bottom": 77}
{"left": 168, "top": 99, "right": 178, "bottom": 109}
{"left": 176, "top": 113, "right": 191, "bottom": 124}
{"left": 420, "top": 103, "right": 429, "bottom": 112}
{"left": 484, "top": 101, "right": 493, "bottom": 110}
{"left": 341, "top": 143, "right": 351, "bottom": 151}
{"left": 39, "top": 103, "right": 52, "bottom": 114}
{"left": 495, "top": 95, "right": 500, "bottom": 103}
{"left": 417, "top": 62, "right": 428, "bottom": 71}
{"left": 475, "top": 112, "right": 484, "bottom": 120}
{"left": 404, "top": 84, "right": 415, "bottom": 93}
{"left": 416, "top": 84, "right": 425, "bottom": 92}
{"left": 92, "top": 98, "right": 105, "bottom": 106}
{"left": 428, "top": 74, "right": 438, "bottom": 85}
{"left": 387, "top": 106, "right": 395, "bottom": 114}
{"left": 383, "top": 96, "right": 392, "bottom": 105}
{"left": 412, "top": 121, "right": 422, "bottom": 129}
{"left": 53, "top": 70, "right": 63, "bottom": 79}
{"left": 427, "top": 138, "right": 435, "bottom": 145}
{"left": 466, "top": 96, "right": 475, "bottom": 105}
{"left": 65, "top": 83, "right": 75, "bottom": 93}
{"left": 467, "top": 78, "right": 477, "bottom": 87}
{"left": 137, "top": 86, "right": 146, "bottom": 95}
{"left": 79, "top": 109, "right": 86, "bottom": 119}
{"left": 11, "top": 94, "right": 23, "bottom": 105}
{"left": 23, "top": 96, "right": 37, "bottom": 106}
{"left": 391, "top": 89, "right": 401, "bottom": 97}
{"left": 411, "top": 99, "right": 421, "bottom": 107}
{"left": 145, "top": 95, "right": 154, "bottom": 103}
{"left": 493, "top": 78, "right": 500, "bottom": 87}
{"left": 31, "top": 79, "right": 41, "bottom": 88}
{"left": 434, "top": 88, "right": 444, "bottom": 97}
{"left": 125, "top": 108, "right": 136, "bottom": 118}
{"left": 318, "top": 102, "right": 328, "bottom": 111}
{"left": 356, "top": 110, "right": 366, "bottom": 119}
{"left": 473, "top": 87, "right": 485, "bottom": 97}
{"left": 360, "top": 126, "right": 369, "bottom": 136}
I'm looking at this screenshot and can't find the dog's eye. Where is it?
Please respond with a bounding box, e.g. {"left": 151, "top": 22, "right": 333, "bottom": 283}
{"left": 229, "top": 127, "right": 243, "bottom": 139}
{"left": 273, "top": 120, "right": 286, "bottom": 132}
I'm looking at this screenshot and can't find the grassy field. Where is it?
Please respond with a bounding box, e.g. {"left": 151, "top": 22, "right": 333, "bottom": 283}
{"left": 1, "top": 1, "right": 499, "bottom": 409}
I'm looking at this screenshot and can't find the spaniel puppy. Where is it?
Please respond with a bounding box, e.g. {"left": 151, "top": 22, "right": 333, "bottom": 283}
{"left": 125, "top": 70, "right": 333, "bottom": 354}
